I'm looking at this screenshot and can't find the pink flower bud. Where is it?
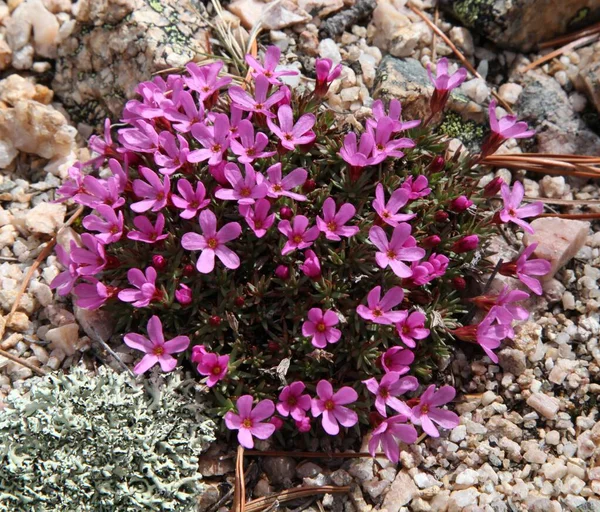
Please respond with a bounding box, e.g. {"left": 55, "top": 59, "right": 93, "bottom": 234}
{"left": 152, "top": 255, "right": 167, "bottom": 270}
{"left": 302, "top": 179, "right": 316, "bottom": 193}
{"left": 483, "top": 177, "right": 503, "bottom": 197}
{"left": 275, "top": 265, "right": 290, "bottom": 280}
{"left": 191, "top": 345, "right": 207, "bottom": 364}
{"left": 175, "top": 283, "right": 192, "bottom": 305}
{"left": 269, "top": 417, "right": 284, "bottom": 431}
{"left": 450, "top": 195, "right": 473, "bottom": 212}
{"left": 295, "top": 416, "right": 311, "bottom": 433}
{"left": 300, "top": 249, "right": 321, "bottom": 279}
{"left": 209, "top": 315, "right": 222, "bottom": 326}
{"left": 434, "top": 211, "right": 449, "bottom": 223}
{"left": 428, "top": 155, "right": 445, "bottom": 173}
{"left": 452, "top": 235, "right": 479, "bottom": 253}
{"left": 279, "top": 206, "right": 293, "bottom": 220}
{"left": 421, "top": 235, "right": 441, "bottom": 249}
{"left": 452, "top": 276, "right": 467, "bottom": 290}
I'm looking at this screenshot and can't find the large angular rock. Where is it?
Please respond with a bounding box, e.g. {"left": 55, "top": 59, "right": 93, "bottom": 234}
{"left": 381, "top": 470, "right": 418, "bottom": 511}
{"left": 440, "top": 0, "right": 600, "bottom": 51}
{"left": 575, "top": 44, "right": 600, "bottom": 114}
{"left": 53, "top": 0, "right": 209, "bottom": 125}
{"left": 523, "top": 218, "right": 590, "bottom": 281}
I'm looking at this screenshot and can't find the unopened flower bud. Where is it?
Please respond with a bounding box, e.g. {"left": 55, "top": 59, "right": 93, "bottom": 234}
{"left": 428, "top": 155, "right": 445, "bottom": 173}
{"left": 275, "top": 265, "right": 290, "bottom": 280}
{"left": 302, "top": 179, "right": 316, "bottom": 193}
{"left": 268, "top": 341, "right": 280, "bottom": 352}
{"left": 183, "top": 264, "right": 195, "bottom": 276}
{"left": 434, "top": 211, "right": 449, "bottom": 223}
{"left": 209, "top": 315, "right": 221, "bottom": 327}
{"left": 450, "top": 195, "right": 473, "bottom": 212}
{"left": 191, "top": 345, "right": 207, "bottom": 364}
{"left": 152, "top": 254, "right": 167, "bottom": 270}
{"left": 452, "top": 235, "right": 479, "bottom": 253}
{"left": 234, "top": 296, "right": 245, "bottom": 307}
{"left": 175, "top": 284, "right": 192, "bottom": 305}
{"left": 452, "top": 276, "right": 467, "bottom": 290}
{"left": 270, "top": 417, "right": 284, "bottom": 431}
{"left": 295, "top": 416, "right": 311, "bottom": 433}
{"left": 483, "top": 176, "right": 503, "bottom": 197}
{"left": 279, "top": 206, "right": 293, "bottom": 220}
{"left": 421, "top": 235, "right": 441, "bottom": 249}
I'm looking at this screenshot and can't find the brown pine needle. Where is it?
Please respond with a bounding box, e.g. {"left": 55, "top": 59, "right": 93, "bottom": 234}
{"left": 244, "top": 487, "right": 350, "bottom": 512}
{"left": 231, "top": 445, "right": 246, "bottom": 512}
{"left": 482, "top": 154, "right": 600, "bottom": 179}
{"left": 539, "top": 213, "right": 600, "bottom": 220}
{"left": 408, "top": 3, "right": 514, "bottom": 114}
{"left": 539, "top": 20, "right": 600, "bottom": 49}
{"left": 0, "top": 347, "right": 46, "bottom": 376}
{"left": 523, "top": 33, "right": 600, "bottom": 73}
{"left": 244, "top": 450, "right": 383, "bottom": 458}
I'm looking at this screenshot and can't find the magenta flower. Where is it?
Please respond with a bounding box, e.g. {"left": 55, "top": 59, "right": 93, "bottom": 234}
{"left": 127, "top": 214, "right": 168, "bottom": 244}
{"left": 175, "top": 283, "right": 192, "bottom": 305}
{"left": 215, "top": 163, "right": 268, "bottom": 205}
{"left": 73, "top": 278, "right": 113, "bottom": 310}
{"left": 119, "top": 120, "right": 159, "bottom": 153}
{"left": 450, "top": 195, "right": 473, "bottom": 212}
{"left": 302, "top": 308, "right": 341, "bottom": 348}
{"left": 50, "top": 241, "right": 79, "bottom": 296}
{"left": 230, "top": 120, "right": 276, "bottom": 163}
{"left": 500, "top": 242, "right": 551, "bottom": 295}
{"left": 189, "top": 114, "right": 230, "bottom": 166}
{"left": 339, "top": 131, "right": 379, "bottom": 178}
{"left": 367, "top": 99, "right": 421, "bottom": 133}
{"left": 124, "top": 315, "right": 190, "bottom": 374}
{"left": 197, "top": 352, "right": 230, "bottom": 387}
{"left": 56, "top": 163, "right": 85, "bottom": 202}
{"left": 381, "top": 347, "right": 414, "bottom": 374}
{"left": 245, "top": 45, "right": 297, "bottom": 85}
{"left": 118, "top": 266, "right": 160, "bottom": 307}
{"left": 171, "top": 179, "right": 210, "bottom": 219}
{"left": 87, "top": 119, "right": 117, "bottom": 168}
{"left": 314, "top": 58, "right": 342, "bottom": 97}
{"left": 263, "top": 163, "right": 307, "bottom": 201}
{"left": 295, "top": 416, "right": 311, "bottom": 433}
{"left": 300, "top": 249, "right": 321, "bottom": 279}
{"left": 278, "top": 215, "right": 320, "bottom": 255}
{"left": 191, "top": 345, "right": 207, "bottom": 365}
{"left": 476, "top": 313, "right": 510, "bottom": 362}
{"left": 181, "top": 209, "right": 242, "bottom": 274}
{"left": 82, "top": 204, "right": 124, "bottom": 245}
{"left": 401, "top": 175, "right": 431, "bottom": 200}
{"left": 70, "top": 233, "right": 106, "bottom": 276}
{"left": 226, "top": 106, "right": 245, "bottom": 139}
{"left": 154, "top": 132, "right": 190, "bottom": 175}
{"left": 369, "top": 223, "right": 425, "bottom": 278}
{"left": 224, "top": 395, "right": 276, "bottom": 449}
{"left": 487, "top": 286, "right": 530, "bottom": 337}
{"left": 369, "top": 117, "right": 415, "bottom": 160}
{"left": 482, "top": 100, "right": 535, "bottom": 157}
{"left": 498, "top": 181, "right": 543, "bottom": 234}
{"left": 357, "top": 286, "right": 406, "bottom": 325}
{"left": 373, "top": 184, "right": 415, "bottom": 226}
{"left": 395, "top": 311, "right": 430, "bottom": 348}
{"left": 163, "top": 90, "right": 205, "bottom": 133}
{"left": 363, "top": 372, "right": 419, "bottom": 417}
{"left": 277, "top": 381, "right": 312, "bottom": 420}
{"left": 267, "top": 105, "right": 316, "bottom": 151}
{"left": 184, "top": 61, "right": 232, "bottom": 103}
{"left": 316, "top": 198, "right": 359, "bottom": 241}
{"left": 405, "top": 253, "right": 449, "bottom": 287}
{"left": 77, "top": 175, "right": 125, "bottom": 210}
{"left": 427, "top": 58, "right": 467, "bottom": 114}
{"left": 275, "top": 265, "right": 290, "bottom": 280}
{"left": 131, "top": 167, "right": 170, "bottom": 213}
{"left": 410, "top": 385, "right": 460, "bottom": 438}
{"left": 242, "top": 198, "right": 275, "bottom": 238}
{"left": 368, "top": 415, "right": 418, "bottom": 463}
{"left": 229, "top": 75, "right": 285, "bottom": 117}
{"left": 452, "top": 234, "right": 479, "bottom": 253}
{"left": 311, "top": 380, "right": 358, "bottom": 436}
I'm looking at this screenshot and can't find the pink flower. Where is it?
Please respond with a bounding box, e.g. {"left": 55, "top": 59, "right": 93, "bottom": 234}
{"left": 450, "top": 195, "right": 473, "bottom": 212}
{"left": 339, "top": 131, "right": 378, "bottom": 176}
{"left": 409, "top": 385, "right": 460, "bottom": 438}
{"left": 363, "top": 372, "right": 419, "bottom": 417}
{"left": 77, "top": 175, "right": 125, "bottom": 210}
{"left": 118, "top": 266, "right": 161, "bottom": 307}
{"left": 295, "top": 416, "right": 312, "bottom": 433}
{"left": 369, "top": 117, "right": 415, "bottom": 161}
{"left": 229, "top": 75, "right": 285, "bottom": 117}
{"left": 277, "top": 381, "right": 312, "bottom": 420}
{"left": 300, "top": 249, "right": 321, "bottom": 279}
{"left": 197, "top": 352, "right": 230, "bottom": 387}
{"left": 367, "top": 99, "right": 421, "bottom": 133}
{"left": 124, "top": 315, "right": 189, "bottom": 374}
{"left": 357, "top": 286, "right": 406, "bottom": 325}
{"left": 119, "top": 120, "right": 159, "bottom": 153}
{"left": 405, "top": 253, "right": 449, "bottom": 286}
{"left": 70, "top": 233, "right": 106, "bottom": 276}
{"left": 127, "top": 214, "right": 168, "bottom": 244}
{"left": 191, "top": 345, "right": 207, "bottom": 365}
{"left": 369, "top": 224, "right": 425, "bottom": 278}
{"left": 245, "top": 45, "right": 298, "bottom": 85}
{"left": 267, "top": 105, "right": 316, "bottom": 151}
{"left": 189, "top": 114, "right": 231, "bottom": 166}
{"left": 401, "top": 175, "right": 431, "bottom": 200}
{"left": 500, "top": 242, "right": 551, "bottom": 295}
{"left": 302, "top": 308, "right": 341, "bottom": 348}
{"left": 184, "top": 61, "right": 232, "bottom": 103}
{"left": 381, "top": 347, "right": 414, "bottom": 374}
{"left": 368, "top": 415, "right": 418, "bottom": 462}
{"left": 215, "top": 163, "right": 268, "bottom": 205}
{"left": 316, "top": 198, "right": 359, "bottom": 241}
{"left": 224, "top": 395, "right": 276, "bottom": 449}
{"left": 275, "top": 265, "right": 290, "bottom": 280}
{"left": 372, "top": 184, "right": 415, "bottom": 226}
{"left": 482, "top": 100, "right": 535, "bottom": 157}
{"left": 278, "top": 215, "right": 320, "bottom": 255}
{"left": 230, "top": 120, "right": 276, "bottom": 163}
{"left": 87, "top": 119, "right": 117, "bottom": 168}
{"left": 473, "top": 285, "right": 529, "bottom": 328}
{"left": 311, "top": 380, "right": 358, "bottom": 435}
{"left": 270, "top": 417, "right": 284, "bottom": 431}
{"left": 131, "top": 167, "right": 170, "bottom": 213}
{"left": 154, "top": 132, "right": 191, "bottom": 175}
{"left": 263, "top": 163, "right": 307, "bottom": 201}
{"left": 175, "top": 283, "right": 192, "bottom": 305}
{"left": 395, "top": 311, "right": 429, "bottom": 348}
{"left": 82, "top": 204, "right": 124, "bottom": 245}
{"left": 163, "top": 90, "right": 205, "bottom": 133}
{"left": 314, "top": 58, "right": 342, "bottom": 97}
{"left": 427, "top": 58, "right": 467, "bottom": 114}
{"left": 452, "top": 234, "right": 479, "bottom": 253}
{"left": 498, "top": 181, "right": 543, "bottom": 234}
{"left": 242, "top": 198, "right": 275, "bottom": 238}
{"left": 171, "top": 179, "right": 210, "bottom": 219}
{"left": 56, "top": 163, "right": 85, "bottom": 201}
{"left": 50, "top": 241, "right": 79, "bottom": 296}
{"left": 181, "top": 209, "right": 242, "bottom": 273}
{"left": 73, "top": 279, "right": 114, "bottom": 310}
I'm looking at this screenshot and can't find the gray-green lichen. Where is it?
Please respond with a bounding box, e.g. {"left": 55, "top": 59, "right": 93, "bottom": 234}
{"left": 439, "top": 111, "right": 486, "bottom": 151}
{"left": 0, "top": 366, "right": 216, "bottom": 511}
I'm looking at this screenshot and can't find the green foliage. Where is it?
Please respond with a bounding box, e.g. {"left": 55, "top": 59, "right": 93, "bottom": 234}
{"left": 0, "top": 366, "right": 215, "bottom": 511}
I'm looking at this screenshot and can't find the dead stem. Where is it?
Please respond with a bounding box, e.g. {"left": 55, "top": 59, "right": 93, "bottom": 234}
{"left": 0, "top": 347, "right": 46, "bottom": 376}
{"left": 524, "top": 33, "right": 600, "bottom": 73}
{"left": 539, "top": 20, "right": 600, "bottom": 49}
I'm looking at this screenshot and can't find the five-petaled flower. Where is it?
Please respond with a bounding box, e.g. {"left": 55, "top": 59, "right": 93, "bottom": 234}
{"left": 118, "top": 266, "right": 161, "bottom": 307}
{"left": 197, "top": 352, "right": 230, "bottom": 387}
{"left": 302, "top": 308, "right": 342, "bottom": 348}
{"left": 267, "top": 104, "right": 316, "bottom": 151}
{"left": 372, "top": 183, "right": 415, "bottom": 226}
{"left": 316, "top": 198, "right": 359, "bottom": 241}
{"left": 127, "top": 214, "right": 168, "bottom": 244}
{"left": 363, "top": 372, "right": 419, "bottom": 417}
{"left": 395, "top": 310, "right": 430, "bottom": 348}
{"left": 215, "top": 163, "right": 268, "bottom": 205}
{"left": 245, "top": 45, "right": 298, "bottom": 85}
{"left": 368, "top": 415, "right": 418, "bottom": 463}
{"left": 357, "top": 286, "right": 407, "bottom": 325}
{"left": 131, "top": 167, "right": 170, "bottom": 213}
{"left": 481, "top": 100, "right": 535, "bottom": 158}
{"left": 498, "top": 181, "right": 543, "bottom": 234}
{"left": 224, "top": 395, "right": 276, "bottom": 449}
{"left": 171, "top": 179, "right": 210, "bottom": 219}
{"left": 427, "top": 57, "right": 467, "bottom": 115}
{"left": 277, "top": 381, "right": 312, "bottom": 420}
{"left": 369, "top": 223, "right": 425, "bottom": 278}
{"left": 408, "top": 385, "right": 460, "bottom": 438}
{"left": 263, "top": 163, "right": 307, "bottom": 201}
{"left": 499, "top": 242, "right": 551, "bottom": 295}
{"left": 278, "top": 215, "right": 320, "bottom": 255}
{"left": 311, "top": 380, "right": 358, "bottom": 436}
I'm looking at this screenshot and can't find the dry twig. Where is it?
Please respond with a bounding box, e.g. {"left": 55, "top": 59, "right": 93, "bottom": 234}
{"left": 523, "top": 33, "right": 600, "bottom": 73}
{"left": 244, "top": 487, "right": 350, "bottom": 512}
{"left": 539, "top": 20, "right": 600, "bottom": 49}
{"left": 244, "top": 450, "right": 383, "bottom": 458}
{"left": 231, "top": 445, "right": 246, "bottom": 512}
{"left": 0, "top": 347, "right": 46, "bottom": 376}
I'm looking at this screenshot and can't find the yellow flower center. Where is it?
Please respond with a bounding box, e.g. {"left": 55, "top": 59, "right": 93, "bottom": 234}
{"left": 324, "top": 400, "right": 335, "bottom": 411}
{"left": 207, "top": 237, "right": 218, "bottom": 249}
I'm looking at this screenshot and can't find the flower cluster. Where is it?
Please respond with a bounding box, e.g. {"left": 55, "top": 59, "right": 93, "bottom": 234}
{"left": 51, "top": 47, "right": 549, "bottom": 459}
